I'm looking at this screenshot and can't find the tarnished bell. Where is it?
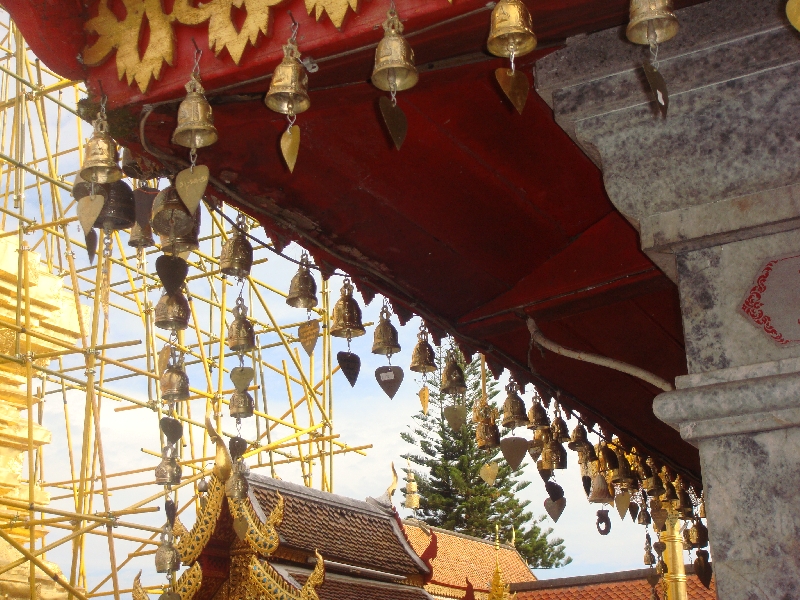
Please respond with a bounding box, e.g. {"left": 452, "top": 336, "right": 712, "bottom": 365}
{"left": 641, "top": 457, "right": 666, "bottom": 497}
{"left": 626, "top": 0, "right": 679, "bottom": 45}
{"left": 154, "top": 292, "right": 190, "bottom": 331}
{"left": 441, "top": 356, "right": 467, "bottom": 395}
{"left": 121, "top": 147, "right": 144, "bottom": 179}
{"left": 159, "top": 206, "right": 201, "bottom": 256}
{"left": 371, "top": 10, "right": 418, "bottom": 92}
{"left": 286, "top": 254, "right": 317, "bottom": 309}
{"left": 160, "top": 364, "right": 190, "bottom": 402}
{"left": 129, "top": 222, "right": 155, "bottom": 248}
{"left": 155, "top": 527, "right": 181, "bottom": 573}
{"left": 487, "top": 0, "right": 537, "bottom": 58}
{"left": 372, "top": 306, "right": 401, "bottom": 356}
{"left": 72, "top": 173, "right": 100, "bottom": 202}
{"left": 81, "top": 116, "right": 122, "bottom": 184}
{"left": 154, "top": 446, "right": 182, "bottom": 487}
{"left": 527, "top": 401, "right": 550, "bottom": 431}
{"left": 551, "top": 414, "right": 570, "bottom": 444}
{"left": 95, "top": 179, "right": 136, "bottom": 231}
{"left": 226, "top": 461, "right": 249, "bottom": 500}
{"left": 568, "top": 424, "right": 593, "bottom": 454}
{"left": 410, "top": 330, "right": 437, "bottom": 373}
{"left": 151, "top": 185, "right": 194, "bottom": 238}
{"left": 220, "top": 229, "right": 254, "bottom": 279}
{"left": 330, "top": 279, "right": 366, "bottom": 338}
{"left": 608, "top": 446, "right": 635, "bottom": 487}
{"left": 501, "top": 383, "right": 528, "bottom": 429}
{"left": 543, "top": 438, "right": 567, "bottom": 470}
{"left": 227, "top": 298, "right": 256, "bottom": 353}
{"left": 588, "top": 472, "right": 614, "bottom": 504}
{"left": 476, "top": 422, "right": 501, "bottom": 450}
{"left": 229, "top": 389, "right": 255, "bottom": 419}
{"left": 265, "top": 41, "right": 310, "bottom": 116}
{"left": 172, "top": 74, "right": 218, "bottom": 149}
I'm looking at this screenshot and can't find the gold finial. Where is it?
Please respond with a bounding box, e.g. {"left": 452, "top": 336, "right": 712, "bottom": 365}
{"left": 511, "top": 527, "right": 516, "bottom": 547}
{"left": 386, "top": 461, "right": 398, "bottom": 498}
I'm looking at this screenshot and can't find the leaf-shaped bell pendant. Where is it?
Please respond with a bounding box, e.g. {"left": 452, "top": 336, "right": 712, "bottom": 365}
{"left": 172, "top": 73, "right": 218, "bottom": 149}
{"left": 626, "top": 0, "right": 678, "bottom": 44}
{"left": 155, "top": 525, "right": 181, "bottom": 573}
{"left": 220, "top": 214, "right": 254, "bottom": 280}
{"left": 330, "top": 278, "right": 366, "bottom": 338}
{"left": 501, "top": 381, "right": 528, "bottom": 429}
{"left": 160, "top": 363, "right": 190, "bottom": 402}
{"left": 409, "top": 324, "right": 437, "bottom": 373}
{"left": 440, "top": 354, "right": 467, "bottom": 395}
{"left": 154, "top": 291, "right": 191, "bottom": 331}
{"left": 372, "top": 305, "right": 401, "bottom": 356}
{"left": 286, "top": 252, "right": 318, "bottom": 309}
{"left": 154, "top": 446, "right": 182, "bottom": 487}
{"left": 227, "top": 297, "right": 256, "bottom": 353}
{"left": 80, "top": 101, "right": 123, "bottom": 184}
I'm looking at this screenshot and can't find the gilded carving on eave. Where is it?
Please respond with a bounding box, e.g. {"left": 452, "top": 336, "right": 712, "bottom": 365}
{"left": 228, "top": 491, "right": 284, "bottom": 555}
{"left": 133, "top": 563, "right": 202, "bottom": 600}
{"left": 175, "top": 475, "right": 225, "bottom": 564}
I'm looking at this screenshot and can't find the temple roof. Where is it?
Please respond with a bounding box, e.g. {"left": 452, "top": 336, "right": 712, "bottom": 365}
{"left": 510, "top": 566, "right": 716, "bottom": 599}
{"left": 247, "top": 473, "right": 429, "bottom": 577}
{"left": 402, "top": 519, "right": 536, "bottom": 598}
{"left": 279, "top": 565, "right": 436, "bottom": 600}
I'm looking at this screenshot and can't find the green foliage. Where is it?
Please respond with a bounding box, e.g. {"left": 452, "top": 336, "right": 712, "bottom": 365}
{"left": 401, "top": 347, "right": 571, "bottom": 569}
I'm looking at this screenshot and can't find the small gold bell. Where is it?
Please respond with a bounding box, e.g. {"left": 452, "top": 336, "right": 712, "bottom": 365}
{"left": 81, "top": 105, "right": 123, "bottom": 184}
{"left": 567, "top": 424, "right": 593, "bottom": 454}
{"left": 160, "top": 364, "right": 190, "bottom": 402}
{"left": 227, "top": 297, "right": 256, "bottom": 354}
{"left": 543, "top": 437, "right": 567, "bottom": 470}
{"left": 409, "top": 324, "right": 437, "bottom": 373}
{"left": 226, "top": 459, "right": 250, "bottom": 500}
{"left": 172, "top": 73, "right": 218, "bottom": 149}
{"left": 265, "top": 39, "right": 310, "bottom": 116}
{"left": 154, "top": 526, "right": 181, "bottom": 573}
{"left": 476, "top": 422, "right": 501, "bottom": 450}
{"left": 644, "top": 533, "right": 656, "bottom": 566}
{"left": 154, "top": 292, "right": 191, "bottom": 331}
{"left": 151, "top": 185, "right": 195, "bottom": 239}
{"left": 128, "top": 185, "right": 159, "bottom": 249}
{"left": 637, "top": 506, "right": 652, "bottom": 526}
{"left": 371, "top": 8, "right": 418, "bottom": 93}
{"left": 673, "top": 475, "right": 693, "bottom": 518}
{"left": 608, "top": 444, "right": 635, "bottom": 488}
{"left": 688, "top": 519, "right": 709, "bottom": 548}
{"left": 229, "top": 389, "right": 255, "bottom": 419}
{"left": 129, "top": 222, "right": 155, "bottom": 249}
{"left": 626, "top": 0, "right": 679, "bottom": 45}
{"left": 220, "top": 217, "right": 254, "bottom": 280}
{"left": 526, "top": 400, "right": 550, "bottom": 431}
{"left": 329, "top": 278, "right": 366, "bottom": 339}
{"left": 96, "top": 179, "right": 136, "bottom": 232}
{"left": 550, "top": 412, "right": 570, "bottom": 444}
{"left": 286, "top": 253, "right": 318, "bottom": 309}
{"left": 440, "top": 354, "right": 467, "bottom": 395}
{"left": 529, "top": 427, "right": 547, "bottom": 461}
{"left": 487, "top": 0, "right": 537, "bottom": 58}
{"left": 159, "top": 206, "right": 201, "bottom": 256}
{"left": 372, "top": 305, "right": 401, "bottom": 356}
{"left": 642, "top": 457, "right": 666, "bottom": 497}
{"left": 501, "top": 381, "right": 528, "bottom": 429}
{"left": 154, "top": 446, "right": 182, "bottom": 487}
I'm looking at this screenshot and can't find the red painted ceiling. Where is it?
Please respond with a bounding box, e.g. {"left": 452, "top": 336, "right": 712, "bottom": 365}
{"left": 4, "top": 0, "right": 708, "bottom": 480}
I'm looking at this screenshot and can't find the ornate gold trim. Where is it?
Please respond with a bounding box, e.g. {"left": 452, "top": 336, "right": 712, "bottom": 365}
{"left": 249, "top": 550, "right": 325, "bottom": 600}
{"left": 132, "top": 571, "right": 148, "bottom": 600}
{"left": 228, "top": 491, "right": 283, "bottom": 556}
{"left": 176, "top": 562, "right": 204, "bottom": 600}
{"left": 176, "top": 475, "right": 225, "bottom": 564}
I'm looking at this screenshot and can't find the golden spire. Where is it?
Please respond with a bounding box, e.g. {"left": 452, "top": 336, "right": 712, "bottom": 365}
{"left": 489, "top": 524, "right": 515, "bottom": 600}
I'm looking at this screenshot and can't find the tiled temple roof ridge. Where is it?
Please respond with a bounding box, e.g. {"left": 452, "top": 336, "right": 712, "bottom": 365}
{"left": 511, "top": 564, "right": 701, "bottom": 592}
{"left": 401, "top": 518, "right": 520, "bottom": 552}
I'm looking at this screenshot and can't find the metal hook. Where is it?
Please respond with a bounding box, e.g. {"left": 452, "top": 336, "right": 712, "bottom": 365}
{"left": 191, "top": 38, "right": 203, "bottom": 75}
{"left": 288, "top": 11, "right": 299, "bottom": 41}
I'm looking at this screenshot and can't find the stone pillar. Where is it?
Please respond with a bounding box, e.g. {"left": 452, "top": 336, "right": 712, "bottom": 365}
{"left": 535, "top": 0, "right": 800, "bottom": 598}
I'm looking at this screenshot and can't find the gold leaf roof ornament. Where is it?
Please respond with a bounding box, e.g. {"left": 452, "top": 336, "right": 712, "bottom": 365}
{"left": 206, "top": 408, "right": 232, "bottom": 483}
{"left": 132, "top": 571, "right": 148, "bottom": 600}
{"left": 175, "top": 562, "right": 203, "bottom": 600}
{"left": 304, "top": 0, "right": 359, "bottom": 29}
{"left": 300, "top": 550, "right": 326, "bottom": 600}
{"left": 228, "top": 491, "right": 284, "bottom": 555}
{"left": 387, "top": 461, "right": 399, "bottom": 498}
{"left": 176, "top": 475, "right": 226, "bottom": 564}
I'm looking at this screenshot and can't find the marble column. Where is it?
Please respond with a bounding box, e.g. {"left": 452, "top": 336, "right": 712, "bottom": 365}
{"left": 535, "top": 0, "right": 800, "bottom": 598}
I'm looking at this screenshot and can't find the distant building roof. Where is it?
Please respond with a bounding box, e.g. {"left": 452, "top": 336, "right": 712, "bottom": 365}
{"left": 402, "top": 519, "right": 536, "bottom": 599}
{"left": 280, "top": 565, "right": 436, "bottom": 600}
{"left": 248, "top": 474, "right": 429, "bottom": 577}
{"left": 510, "top": 565, "right": 716, "bottom": 599}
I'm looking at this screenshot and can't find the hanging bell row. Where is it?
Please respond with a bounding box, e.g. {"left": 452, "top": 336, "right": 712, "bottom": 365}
{"left": 330, "top": 278, "right": 366, "bottom": 339}
{"left": 220, "top": 213, "right": 254, "bottom": 280}
{"left": 286, "top": 252, "right": 318, "bottom": 309}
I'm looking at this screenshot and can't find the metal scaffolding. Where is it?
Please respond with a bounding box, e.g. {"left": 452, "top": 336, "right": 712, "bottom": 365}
{"left": 0, "top": 12, "right": 367, "bottom": 599}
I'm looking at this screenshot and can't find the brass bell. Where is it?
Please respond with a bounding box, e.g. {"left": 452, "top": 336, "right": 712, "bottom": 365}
{"left": 644, "top": 533, "right": 656, "bottom": 566}
{"left": 608, "top": 445, "right": 635, "bottom": 488}
{"left": 588, "top": 473, "right": 614, "bottom": 504}
{"left": 229, "top": 389, "right": 255, "bottom": 419}
{"left": 662, "top": 480, "right": 678, "bottom": 502}
{"left": 372, "top": 305, "right": 401, "bottom": 356}
{"left": 159, "top": 205, "right": 201, "bottom": 256}
{"left": 155, "top": 526, "right": 181, "bottom": 573}
{"left": 567, "top": 424, "right": 593, "bottom": 454}
{"left": 501, "top": 382, "right": 528, "bottom": 429}
{"left": 626, "top": 0, "right": 679, "bottom": 45}
{"left": 265, "top": 39, "right": 310, "bottom": 116}
{"left": 487, "top": 0, "right": 537, "bottom": 58}
{"left": 329, "top": 279, "right": 366, "bottom": 339}
{"left": 286, "top": 253, "right": 317, "bottom": 309}
{"left": 543, "top": 438, "right": 567, "bottom": 470}
{"left": 95, "top": 179, "right": 136, "bottom": 232}
{"left": 227, "top": 297, "right": 256, "bottom": 353}
{"left": 637, "top": 506, "right": 652, "bottom": 526}
{"left": 551, "top": 413, "right": 570, "bottom": 444}
{"left": 160, "top": 364, "right": 190, "bottom": 402}
{"left": 529, "top": 428, "right": 547, "bottom": 461}
{"left": 154, "top": 292, "right": 191, "bottom": 331}
{"left": 642, "top": 457, "right": 666, "bottom": 497}
{"left": 121, "top": 147, "right": 144, "bottom": 179}
{"left": 687, "top": 519, "right": 709, "bottom": 548}
{"left": 129, "top": 223, "right": 154, "bottom": 248}
{"left": 410, "top": 325, "right": 437, "bottom": 373}
{"left": 81, "top": 111, "right": 123, "bottom": 184}
{"left": 154, "top": 446, "right": 182, "bottom": 487}
{"left": 371, "top": 9, "right": 418, "bottom": 93}
{"left": 220, "top": 220, "right": 254, "bottom": 280}
{"left": 476, "top": 422, "right": 501, "bottom": 450}
{"left": 226, "top": 460, "right": 250, "bottom": 500}
{"left": 673, "top": 475, "right": 693, "bottom": 518}
{"left": 597, "top": 443, "right": 618, "bottom": 473}
{"left": 527, "top": 400, "right": 550, "bottom": 431}
{"left": 151, "top": 185, "right": 195, "bottom": 239}
{"left": 172, "top": 74, "right": 218, "bottom": 149}
{"left": 440, "top": 355, "right": 467, "bottom": 395}
{"left": 128, "top": 185, "right": 159, "bottom": 248}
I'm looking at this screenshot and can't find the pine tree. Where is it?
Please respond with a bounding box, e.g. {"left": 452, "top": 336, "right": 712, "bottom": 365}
{"left": 401, "top": 347, "right": 571, "bottom": 569}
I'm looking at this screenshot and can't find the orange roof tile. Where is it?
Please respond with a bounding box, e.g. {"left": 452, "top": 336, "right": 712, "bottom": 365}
{"left": 511, "top": 566, "right": 715, "bottom": 600}
{"left": 402, "top": 519, "right": 536, "bottom": 597}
